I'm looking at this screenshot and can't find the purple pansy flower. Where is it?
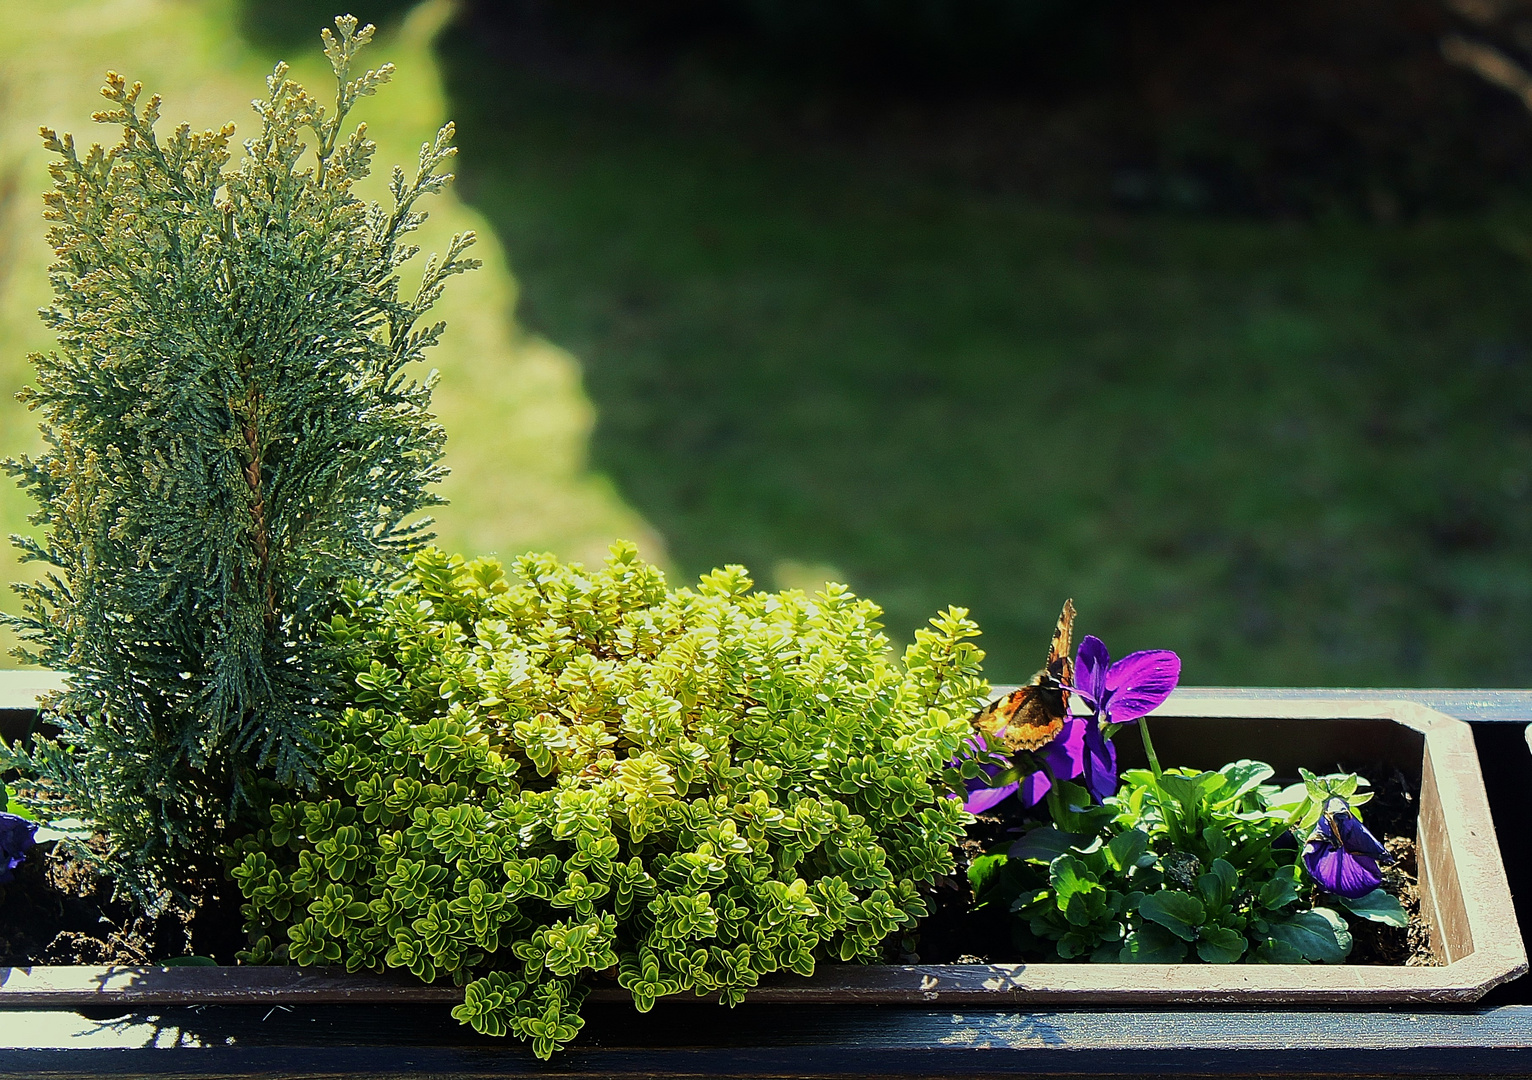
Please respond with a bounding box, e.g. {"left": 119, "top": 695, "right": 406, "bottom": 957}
{"left": 962, "top": 759, "right": 1019, "bottom": 814}
{"left": 0, "top": 811, "right": 38, "bottom": 885}
{"left": 960, "top": 717, "right": 1088, "bottom": 814}
{"left": 1302, "top": 798, "right": 1392, "bottom": 899}
{"left": 1071, "top": 635, "right": 1181, "bottom": 800}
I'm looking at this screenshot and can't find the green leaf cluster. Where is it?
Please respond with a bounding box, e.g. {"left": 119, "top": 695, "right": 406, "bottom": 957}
{"left": 1, "top": 18, "right": 474, "bottom": 900}
{"left": 972, "top": 761, "right": 1405, "bottom": 964}
{"left": 230, "top": 543, "right": 982, "bottom": 1057}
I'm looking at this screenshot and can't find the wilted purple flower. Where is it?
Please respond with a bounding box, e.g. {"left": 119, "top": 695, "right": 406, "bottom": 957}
{"left": 0, "top": 811, "right": 38, "bottom": 885}
{"left": 1302, "top": 798, "right": 1392, "bottom": 899}
{"left": 1071, "top": 636, "right": 1181, "bottom": 800}
{"left": 960, "top": 717, "right": 1088, "bottom": 814}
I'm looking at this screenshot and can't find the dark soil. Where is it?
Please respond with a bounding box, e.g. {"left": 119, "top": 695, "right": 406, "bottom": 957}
{"left": 903, "top": 763, "right": 1435, "bottom": 967}
{"left": 0, "top": 766, "right": 1431, "bottom": 969}
{"left": 0, "top": 840, "right": 245, "bottom": 966}
{"left": 1346, "top": 765, "right": 1439, "bottom": 967}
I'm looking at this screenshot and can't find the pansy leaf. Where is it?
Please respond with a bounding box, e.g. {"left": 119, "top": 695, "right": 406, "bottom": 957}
{"left": 1254, "top": 937, "right": 1307, "bottom": 964}
{"left": 1119, "top": 768, "right": 1157, "bottom": 788}
{"left": 1120, "top": 921, "right": 1188, "bottom": 963}
{"left": 1011, "top": 918, "right": 1043, "bottom": 954}
{"left": 32, "top": 817, "right": 89, "bottom": 845}
{"left": 1196, "top": 859, "right": 1238, "bottom": 910}
{"left": 1104, "top": 828, "right": 1151, "bottom": 873}
{"left": 1200, "top": 825, "right": 1232, "bottom": 860}
{"left": 1267, "top": 782, "right": 1309, "bottom": 812}
{"left": 967, "top": 853, "right": 1009, "bottom": 899}
{"left": 1049, "top": 781, "right": 1113, "bottom": 834}
{"left": 1090, "top": 940, "right": 1125, "bottom": 963}
{"left": 1011, "top": 887, "right": 1053, "bottom": 915}
{"left": 1157, "top": 771, "right": 1226, "bottom": 814}
{"left": 1049, "top": 855, "right": 1102, "bottom": 909}
{"left": 1138, "top": 890, "right": 1205, "bottom": 942}
{"left": 1195, "top": 925, "right": 1247, "bottom": 964}
{"left": 1334, "top": 888, "right": 1408, "bottom": 927}
{"left": 1152, "top": 773, "right": 1198, "bottom": 809}
{"left": 1216, "top": 760, "right": 1275, "bottom": 805}
{"left": 1258, "top": 874, "right": 1300, "bottom": 912}
{"left": 1010, "top": 826, "right": 1086, "bottom": 864}
{"left": 1267, "top": 908, "right": 1352, "bottom": 964}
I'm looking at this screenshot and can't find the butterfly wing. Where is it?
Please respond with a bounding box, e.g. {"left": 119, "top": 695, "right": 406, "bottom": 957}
{"left": 1049, "top": 598, "right": 1076, "bottom": 687}
{"left": 971, "top": 599, "right": 1076, "bottom": 752}
{"left": 973, "top": 681, "right": 1065, "bottom": 751}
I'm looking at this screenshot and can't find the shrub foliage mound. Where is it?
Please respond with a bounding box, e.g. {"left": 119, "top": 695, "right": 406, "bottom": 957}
{"left": 231, "top": 543, "right": 981, "bottom": 1057}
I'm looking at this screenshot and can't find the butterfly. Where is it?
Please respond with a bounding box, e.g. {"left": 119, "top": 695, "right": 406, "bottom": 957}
{"left": 971, "top": 599, "right": 1075, "bottom": 753}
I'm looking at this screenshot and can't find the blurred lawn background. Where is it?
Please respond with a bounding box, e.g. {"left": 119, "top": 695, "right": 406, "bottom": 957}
{"left": 3, "top": 0, "right": 1532, "bottom": 685}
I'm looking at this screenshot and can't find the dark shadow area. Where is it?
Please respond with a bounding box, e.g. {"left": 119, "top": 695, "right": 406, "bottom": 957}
{"left": 12, "top": 1001, "right": 1532, "bottom": 1077}
{"left": 497, "top": 0, "right": 1128, "bottom": 98}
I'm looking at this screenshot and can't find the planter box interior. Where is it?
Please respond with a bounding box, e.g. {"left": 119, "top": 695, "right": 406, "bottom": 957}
{"left": 0, "top": 687, "right": 1524, "bottom": 1007}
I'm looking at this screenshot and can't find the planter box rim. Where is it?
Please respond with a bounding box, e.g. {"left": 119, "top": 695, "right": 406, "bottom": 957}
{"left": 0, "top": 690, "right": 1523, "bottom": 1007}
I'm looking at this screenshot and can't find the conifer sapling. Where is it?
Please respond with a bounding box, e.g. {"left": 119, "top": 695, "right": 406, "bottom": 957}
{"left": 2, "top": 16, "right": 476, "bottom": 899}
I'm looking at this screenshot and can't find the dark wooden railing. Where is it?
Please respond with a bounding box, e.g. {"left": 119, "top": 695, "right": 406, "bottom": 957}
{"left": 3, "top": 682, "right": 1532, "bottom": 1077}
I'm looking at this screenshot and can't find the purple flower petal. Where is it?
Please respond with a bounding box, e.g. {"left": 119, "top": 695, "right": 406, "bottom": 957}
{"left": 1017, "top": 770, "right": 1053, "bottom": 808}
{"left": 1303, "top": 841, "right": 1384, "bottom": 898}
{"left": 1073, "top": 635, "right": 1110, "bottom": 707}
{"left": 1101, "top": 650, "right": 1181, "bottom": 723}
{"left": 964, "top": 781, "right": 1021, "bottom": 814}
{"left": 1333, "top": 809, "right": 1391, "bottom": 862}
{"left": 952, "top": 713, "right": 1094, "bottom": 815}
{"left": 1303, "top": 803, "right": 1392, "bottom": 898}
{"left": 1081, "top": 722, "right": 1120, "bottom": 802}
{"left": 1037, "top": 715, "right": 1087, "bottom": 781}
{"left": 0, "top": 811, "right": 38, "bottom": 886}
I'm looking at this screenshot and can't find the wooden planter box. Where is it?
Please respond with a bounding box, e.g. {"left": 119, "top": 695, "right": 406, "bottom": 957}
{"left": 0, "top": 681, "right": 1524, "bottom": 1009}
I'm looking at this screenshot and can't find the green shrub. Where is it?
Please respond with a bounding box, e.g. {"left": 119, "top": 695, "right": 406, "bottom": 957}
{"left": 2, "top": 17, "right": 474, "bottom": 899}
{"left": 230, "top": 543, "right": 981, "bottom": 1057}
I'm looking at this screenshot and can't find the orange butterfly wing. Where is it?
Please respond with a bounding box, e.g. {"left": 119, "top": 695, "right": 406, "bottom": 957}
{"left": 972, "top": 599, "right": 1075, "bottom": 752}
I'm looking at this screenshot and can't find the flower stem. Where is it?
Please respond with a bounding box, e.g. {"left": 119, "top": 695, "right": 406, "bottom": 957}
{"left": 1044, "top": 781, "right": 1065, "bottom": 830}
{"left": 1137, "top": 718, "right": 1180, "bottom": 839}
{"left": 1139, "top": 718, "right": 1164, "bottom": 781}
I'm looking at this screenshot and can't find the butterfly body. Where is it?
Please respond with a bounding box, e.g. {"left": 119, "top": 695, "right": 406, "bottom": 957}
{"left": 972, "top": 599, "right": 1075, "bottom": 753}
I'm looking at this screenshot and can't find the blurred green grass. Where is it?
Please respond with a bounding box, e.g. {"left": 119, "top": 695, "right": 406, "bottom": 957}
{"left": 3, "top": 1, "right": 1532, "bottom": 687}
{"left": 435, "top": 22, "right": 1532, "bottom": 686}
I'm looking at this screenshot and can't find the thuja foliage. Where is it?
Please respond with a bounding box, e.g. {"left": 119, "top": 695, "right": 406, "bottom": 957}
{"left": 2, "top": 18, "right": 475, "bottom": 897}
{"left": 230, "top": 544, "right": 980, "bottom": 1057}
